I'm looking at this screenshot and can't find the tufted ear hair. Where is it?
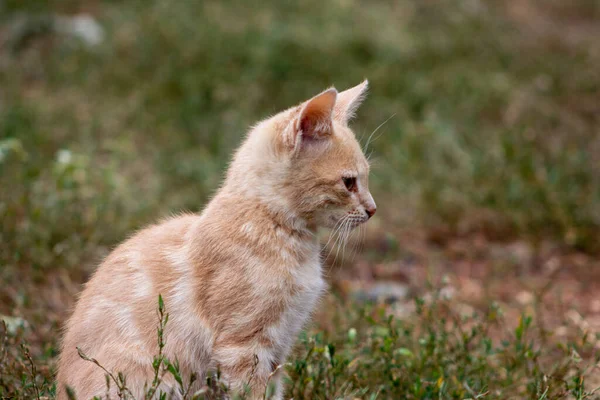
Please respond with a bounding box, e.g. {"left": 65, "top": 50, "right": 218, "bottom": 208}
{"left": 287, "top": 88, "right": 337, "bottom": 153}
{"left": 333, "top": 80, "right": 368, "bottom": 124}
{"left": 297, "top": 88, "right": 337, "bottom": 139}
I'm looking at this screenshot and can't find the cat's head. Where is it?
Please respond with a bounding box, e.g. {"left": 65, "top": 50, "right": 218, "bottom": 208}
{"left": 228, "top": 80, "right": 376, "bottom": 231}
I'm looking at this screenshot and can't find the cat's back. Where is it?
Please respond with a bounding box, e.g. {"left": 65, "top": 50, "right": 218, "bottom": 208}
{"left": 57, "top": 213, "right": 200, "bottom": 398}
{"left": 81, "top": 212, "right": 199, "bottom": 303}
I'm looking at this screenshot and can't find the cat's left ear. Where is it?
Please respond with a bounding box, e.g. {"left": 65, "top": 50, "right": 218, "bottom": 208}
{"left": 288, "top": 88, "right": 337, "bottom": 153}
{"left": 333, "top": 80, "right": 369, "bottom": 124}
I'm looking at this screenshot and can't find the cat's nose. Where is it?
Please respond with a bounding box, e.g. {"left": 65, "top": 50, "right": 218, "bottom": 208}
{"left": 363, "top": 192, "right": 376, "bottom": 219}
{"left": 365, "top": 205, "right": 376, "bottom": 219}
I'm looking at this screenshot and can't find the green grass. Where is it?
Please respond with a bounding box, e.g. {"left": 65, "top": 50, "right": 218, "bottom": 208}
{"left": 3, "top": 294, "right": 600, "bottom": 399}
{"left": 2, "top": 0, "right": 599, "bottom": 258}
{"left": 1, "top": 0, "right": 600, "bottom": 398}
{"left": 289, "top": 298, "right": 599, "bottom": 399}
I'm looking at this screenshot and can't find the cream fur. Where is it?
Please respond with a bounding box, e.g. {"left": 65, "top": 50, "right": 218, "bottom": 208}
{"left": 56, "top": 81, "right": 376, "bottom": 399}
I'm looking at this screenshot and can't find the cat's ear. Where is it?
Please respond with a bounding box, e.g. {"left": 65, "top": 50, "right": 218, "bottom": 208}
{"left": 289, "top": 88, "right": 337, "bottom": 152}
{"left": 333, "top": 80, "right": 368, "bottom": 124}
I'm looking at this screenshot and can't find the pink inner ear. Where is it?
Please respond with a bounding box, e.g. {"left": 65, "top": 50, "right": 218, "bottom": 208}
{"left": 298, "top": 88, "right": 337, "bottom": 141}
{"left": 300, "top": 111, "right": 331, "bottom": 140}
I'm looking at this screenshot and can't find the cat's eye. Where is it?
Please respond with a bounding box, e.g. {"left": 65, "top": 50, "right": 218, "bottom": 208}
{"left": 342, "top": 177, "right": 357, "bottom": 192}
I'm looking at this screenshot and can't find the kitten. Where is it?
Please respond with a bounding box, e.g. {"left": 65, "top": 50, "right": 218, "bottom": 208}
{"left": 57, "top": 81, "right": 376, "bottom": 399}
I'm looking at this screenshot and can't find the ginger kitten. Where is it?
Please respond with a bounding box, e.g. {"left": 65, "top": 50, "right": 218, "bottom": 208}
{"left": 57, "top": 81, "right": 376, "bottom": 399}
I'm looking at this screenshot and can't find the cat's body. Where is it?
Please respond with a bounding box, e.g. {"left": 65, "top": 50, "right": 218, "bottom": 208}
{"left": 57, "top": 81, "right": 376, "bottom": 399}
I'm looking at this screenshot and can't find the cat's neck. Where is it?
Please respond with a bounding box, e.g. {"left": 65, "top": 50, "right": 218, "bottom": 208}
{"left": 203, "top": 188, "right": 316, "bottom": 242}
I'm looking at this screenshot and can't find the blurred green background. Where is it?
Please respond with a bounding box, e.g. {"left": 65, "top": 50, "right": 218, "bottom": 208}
{"left": 2, "top": 0, "right": 599, "bottom": 272}
{"left": 1, "top": 0, "right": 600, "bottom": 398}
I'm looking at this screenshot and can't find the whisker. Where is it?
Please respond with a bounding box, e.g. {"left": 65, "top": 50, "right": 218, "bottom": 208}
{"left": 349, "top": 224, "right": 362, "bottom": 263}
{"left": 332, "top": 223, "right": 345, "bottom": 267}
{"left": 333, "top": 218, "right": 351, "bottom": 268}
{"left": 363, "top": 113, "right": 396, "bottom": 153}
{"left": 340, "top": 221, "right": 350, "bottom": 264}
{"left": 338, "top": 217, "right": 353, "bottom": 266}
{"left": 322, "top": 217, "right": 345, "bottom": 255}
{"left": 354, "top": 223, "right": 366, "bottom": 261}
{"left": 325, "top": 216, "right": 348, "bottom": 266}
{"left": 327, "top": 225, "right": 345, "bottom": 274}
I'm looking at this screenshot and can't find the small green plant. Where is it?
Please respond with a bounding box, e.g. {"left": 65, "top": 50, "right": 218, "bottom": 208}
{"left": 0, "top": 320, "right": 54, "bottom": 398}
{"left": 76, "top": 295, "right": 203, "bottom": 400}
{"left": 3, "top": 292, "right": 600, "bottom": 399}
{"left": 287, "top": 294, "right": 600, "bottom": 399}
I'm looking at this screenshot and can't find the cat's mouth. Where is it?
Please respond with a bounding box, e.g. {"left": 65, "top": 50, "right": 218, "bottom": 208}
{"left": 348, "top": 216, "right": 369, "bottom": 228}
{"left": 328, "top": 213, "right": 369, "bottom": 229}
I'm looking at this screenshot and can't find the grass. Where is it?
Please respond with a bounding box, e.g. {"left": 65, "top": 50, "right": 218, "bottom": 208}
{"left": 3, "top": 293, "right": 600, "bottom": 399}
{"left": 1, "top": 0, "right": 600, "bottom": 398}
